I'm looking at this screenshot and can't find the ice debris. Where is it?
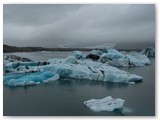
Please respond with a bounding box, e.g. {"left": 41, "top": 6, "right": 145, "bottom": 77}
{"left": 84, "top": 96, "right": 125, "bottom": 112}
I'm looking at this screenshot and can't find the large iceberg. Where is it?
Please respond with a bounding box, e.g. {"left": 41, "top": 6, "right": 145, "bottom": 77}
{"left": 4, "top": 48, "right": 146, "bottom": 86}
{"left": 4, "top": 57, "right": 143, "bottom": 84}
{"left": 4, "top": 71, "right": 59, "bottom": 86}
{"left": 98, "top": 49, "right": 151, "bottom": 67}
{"left": 84, "top": 96, "right": 125, "bottom": 112}
{"left": 38, "top": 59, "right": 143, "bottom": 83}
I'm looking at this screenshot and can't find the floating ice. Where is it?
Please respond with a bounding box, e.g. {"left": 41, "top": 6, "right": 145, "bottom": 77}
{"left": 141, "top": 47, "right": 155, "bottom": 57}
{"left": 84, "top": 96, "right": 125, "bottom": 112}
{"left": 99, "top": 49, "right": 151, "bottom": 67}
{"left": 4, "top": 48, "right": 145, "bottom": 86}
{"left": 4, "top": 61, "right": 50, "bottom": 73}
{"left": 4, "top": 71, "right": 59, "bottom": 86}
{"left": 129, "top": 82, "right": 135, "bottom": 85}
{"left": 3, "top": 55, "right": 32, "bottom": 65}
{"left": 63, "top": 56, "right": 77, "bottom": 64}
{"left": 86, "top": 50, "right": 103, "bottom": 60}
{"left": 105, "top": 49, "right": 125, "bottom": 59}
{"left": 38, "top": 61, "right": 143, "bottom": 83}
{"left": 73, "top": 51, "right": 85, "bottom": 59}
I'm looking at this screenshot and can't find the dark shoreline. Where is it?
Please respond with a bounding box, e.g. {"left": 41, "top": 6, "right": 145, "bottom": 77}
{"left": 3, "top": 44, "right": 142, "bottom": 53}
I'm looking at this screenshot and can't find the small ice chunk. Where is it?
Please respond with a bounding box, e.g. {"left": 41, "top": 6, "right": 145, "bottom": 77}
{"left": 73, "top": 51, "right": 85, "bottom": 59}
{"left": 129, "top": 82, "right": 135, "bottom": 85}
{"left": 63, "top": 56, "right": 77, "bottom": 64}
{"left": 86, "top": 50, "right": 103, "bottom": 60}
{"left": 84, "top": 96, "right": 125, "bottom": 112}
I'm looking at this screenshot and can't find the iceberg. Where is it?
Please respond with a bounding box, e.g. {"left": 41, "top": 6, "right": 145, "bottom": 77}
{"left": 4, "top": 50, "right": 144, "bottom": 86}
{"left": 4, "top": 71, "right": 59, "bottom": 87}
{"left": 4, "top": 55, "right": 32, "bottom": 65}
{"left": 84, "top": 96, "right": 125, "bottom": 112}
{"left": 4, "top": 61, "right": 50, "bottom": 73}
{"left": 37, "top": 60, "right": 143, "bottom": 83}
{"left": 73, "top": 51, "right": 85, "bottom": 59}
{"left": 63, "top": 56, "right": 77, "bottom": 64}
{"left": 104, "top": 49, "right": 125, "bottom": 59}
{"left": 141, "top": 47, "right": 155, "bottom": 57}
{"left": 99, "top": 49, "right": 151, "bottom": 67}
{"left": 86, "top": 50, "right": 103, "bottom": 60}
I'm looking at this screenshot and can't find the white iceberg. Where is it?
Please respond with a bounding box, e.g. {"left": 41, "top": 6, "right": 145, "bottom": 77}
{"left": 38, "top": 60, "right": 143, "bottom": 83}
{"left": 4, "top": 52, "right": 143, "bottom": 86}
{"left": 4, "top": 71, "right": 59, "bottom": 87}
{"left": 84, "top": 96, "right": 125, "bottom": 112}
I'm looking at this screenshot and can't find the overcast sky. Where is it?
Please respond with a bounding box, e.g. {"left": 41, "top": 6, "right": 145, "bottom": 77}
{"left": 3, "top": 4, "right": 155, "bottom": 48}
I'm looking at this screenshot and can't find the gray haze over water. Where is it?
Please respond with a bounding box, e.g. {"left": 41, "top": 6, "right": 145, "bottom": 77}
{"left": 3, "top": 4, "right": 155, "bottom": 49}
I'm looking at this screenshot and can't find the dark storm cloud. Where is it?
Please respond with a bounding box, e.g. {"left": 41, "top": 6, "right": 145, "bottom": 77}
{"left": 3, "top": 4, "right": 155, "bottom": 48}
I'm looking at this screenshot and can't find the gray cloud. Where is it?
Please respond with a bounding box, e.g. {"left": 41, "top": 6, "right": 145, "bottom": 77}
{"left": 3, "top": 4, "right": 155, "bottom": 48}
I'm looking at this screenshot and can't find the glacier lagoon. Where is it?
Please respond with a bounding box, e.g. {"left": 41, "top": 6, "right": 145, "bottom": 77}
{"left": 3, "top": 51, "right": 155, "bottom": 116}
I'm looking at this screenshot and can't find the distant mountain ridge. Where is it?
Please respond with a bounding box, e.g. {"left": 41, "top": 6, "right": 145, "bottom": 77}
{"left": 4, "top": 44, "right": 153, "bottom": 53}
{"left": 3, "top": 44, "right": 93, "bottom": 53}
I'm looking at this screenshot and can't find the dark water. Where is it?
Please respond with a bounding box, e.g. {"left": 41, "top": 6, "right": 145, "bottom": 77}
{"left": 3, "top": 52, "right": 155, "bottom": 116}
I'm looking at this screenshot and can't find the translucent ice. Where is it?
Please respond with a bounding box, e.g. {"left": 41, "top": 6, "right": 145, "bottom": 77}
{"left": 73, "top": 51, "right": 85, "bottom": 59}
{"left": 4, "top": 71, "right": 59, "bottom": 86}
{"left": 84, "top": 96, "right": 125, "bottom": 112}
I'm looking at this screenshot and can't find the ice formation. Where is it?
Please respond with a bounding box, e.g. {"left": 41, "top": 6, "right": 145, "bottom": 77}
{"left": 73, "top": 51, "right": 85, "bottom": 59}
{"left": 4, "top": 48, "right": 153, "bottom": 86}
{"left": 39, "top": 59, "right": 143, "bottom": 83}
{"left": 98, "top": 49, "right": 151, "bottom": 67}
{"left": 3, "top": 56, "right": 143, "bottom": 86}
{"left": 4, "top": 55, "right": 32, "bottom": 65}
{"left": 84, "top": 96, "right": 125, "bottom": 112}
{"left": 86, "top": 50, "right": 103, "bottom": 60}
{"left": 4, "top": 71, "right": 59, "bottom": 86}
{"left": 4, "top": 61, "right": 50, "bottom": 73}
{"left": 141, "top": 47, "right": 155, "bottom": 57}
{"left": 63, "top": 56, "right": 77, "bottom": 64}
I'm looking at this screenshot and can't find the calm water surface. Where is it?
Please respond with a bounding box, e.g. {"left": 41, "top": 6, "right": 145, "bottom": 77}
{"left": 3, "top": 52, "right": 155, "bottom": 116}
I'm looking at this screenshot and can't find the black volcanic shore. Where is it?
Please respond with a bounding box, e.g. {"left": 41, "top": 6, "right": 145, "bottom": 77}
{"left": 3, "top": 44, "right": 142, "bottom": 53}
